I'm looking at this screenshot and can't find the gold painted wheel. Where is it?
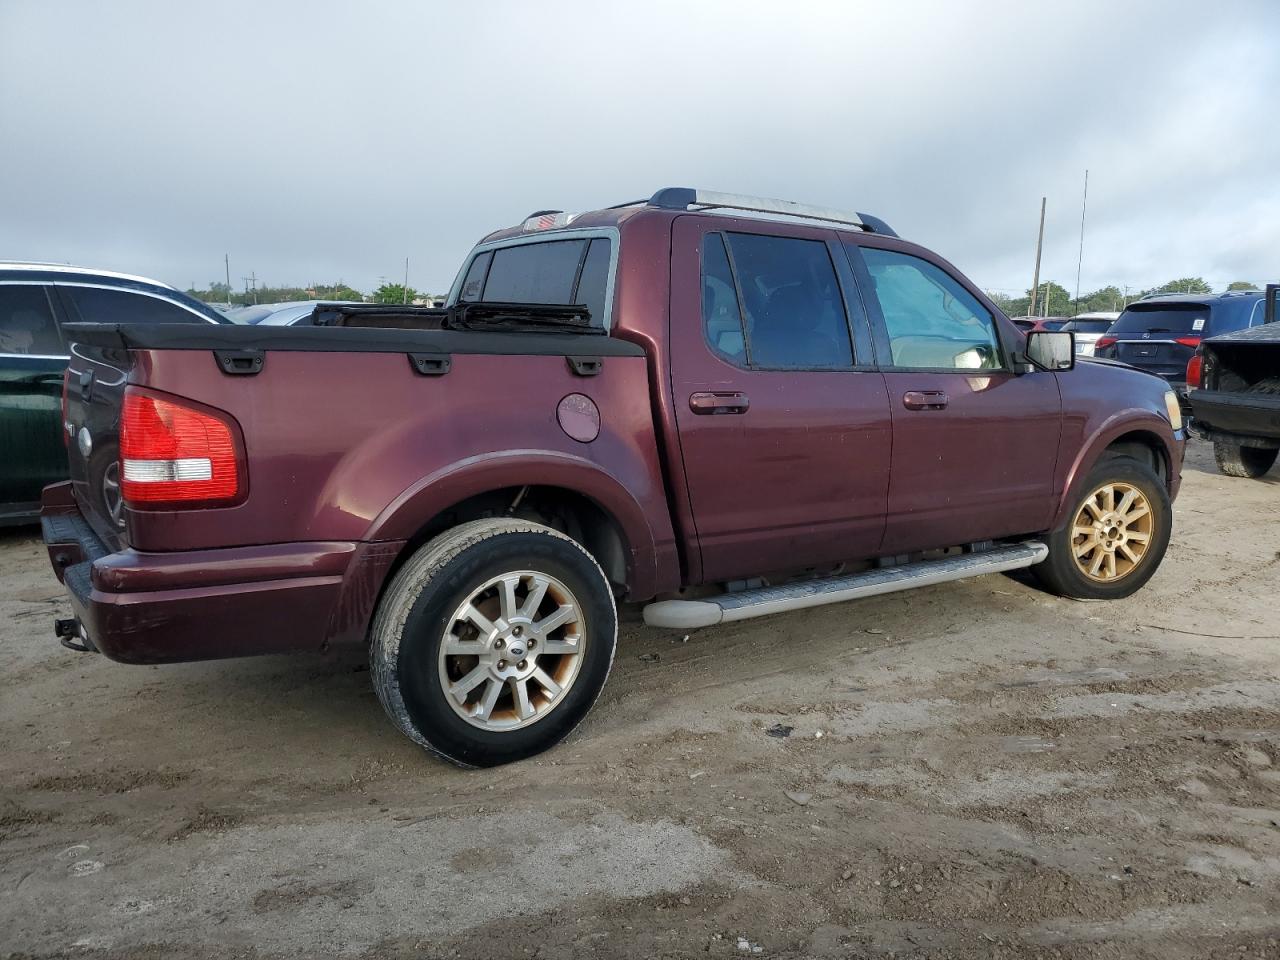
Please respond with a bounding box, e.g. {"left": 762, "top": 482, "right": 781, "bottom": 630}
{"left": 1070, "top": 481, "right": 1154, "bottom": 583}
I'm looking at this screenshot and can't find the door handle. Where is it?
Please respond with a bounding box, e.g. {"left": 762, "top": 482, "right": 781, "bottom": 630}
{"left": 690, "top": 391, "right": 750, "bottom": 415}
{"left": 902, "top": 390, "right": 949, "bottom": 410}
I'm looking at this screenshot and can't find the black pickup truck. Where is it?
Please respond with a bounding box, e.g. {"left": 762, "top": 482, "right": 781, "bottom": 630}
{"left": 1188, "top": 283, "right": 1280, "bottom": 479}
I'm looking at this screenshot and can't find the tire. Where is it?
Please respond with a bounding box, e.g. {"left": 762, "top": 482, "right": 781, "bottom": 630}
{"left": 1033, "top": 456, "right": 1172, "bottom": 601}
{"left": 370, "top": 518, "right": 617, "bottom": 768}
{"left": 1214, "top": 441, "right": 1277, "bottom": 479}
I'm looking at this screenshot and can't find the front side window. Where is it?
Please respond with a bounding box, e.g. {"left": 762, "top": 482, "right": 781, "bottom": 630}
{"left": 701, "top": 231, "right": 853, "bottom": 369}
{"left": 0, "top": 285, "right": 63, "bottom": 355}
{"left": 857, "top": 247, "right": 1003, "bottom": 370}
{"left": 65, "top": 286, "right": 207, "bottom": 324}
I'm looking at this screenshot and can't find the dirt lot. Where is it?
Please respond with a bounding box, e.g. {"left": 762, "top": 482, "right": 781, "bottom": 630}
{"left": 2, "top": 439, "right": 1278, "bottom": 959}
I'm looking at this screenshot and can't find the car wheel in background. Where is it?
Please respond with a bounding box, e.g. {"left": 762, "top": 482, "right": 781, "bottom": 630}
{"left": 369, "top": 518, "right": 617, "bottom": 768}
{"left": 1213, "top": 442, "right": 1278, "bottom": 479}
{"left": 1033, "top": 456, "right": 1172, "bottom": 601}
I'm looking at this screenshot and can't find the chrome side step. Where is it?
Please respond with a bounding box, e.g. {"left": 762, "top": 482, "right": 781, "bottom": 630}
{"left": 643, "top": 541, "right": 1049, "bottom": 630}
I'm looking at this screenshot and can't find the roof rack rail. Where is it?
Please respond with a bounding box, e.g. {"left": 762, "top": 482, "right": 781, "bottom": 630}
{"left": 646, "top": 187, "right": 897, "bottom": 237}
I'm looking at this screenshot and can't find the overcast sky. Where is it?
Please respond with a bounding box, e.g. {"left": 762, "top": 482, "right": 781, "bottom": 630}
{"left": 3, "top": 1, "right": 1278, "bottom": 298}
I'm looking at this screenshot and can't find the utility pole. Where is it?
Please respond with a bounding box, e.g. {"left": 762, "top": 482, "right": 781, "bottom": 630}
{"left": 242, "top": 272, "right": 259, "bottom": 305}
{"left": 403, "top": 257, "right": 409, "bottom": 304}
{"left": 224, "top": 254, "right": 232, "bottom": 308}
{"left": 1029, "top": 197, "right": 1046, "bottom": 319}
{"left": 1073, "top": 170, "right": 1088, "bottom": 316}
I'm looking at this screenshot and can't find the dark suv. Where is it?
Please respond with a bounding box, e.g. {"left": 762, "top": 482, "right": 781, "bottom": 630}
{"left": 1094, "top": 291, "right": 1269, "bottom": 401}
{"left": 0, "top": 263, "right": 226, "bottom": 526}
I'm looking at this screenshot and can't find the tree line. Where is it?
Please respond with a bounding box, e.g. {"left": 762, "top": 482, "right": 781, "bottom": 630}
{"left": 188, "top": 281, "right": 437, "bottom": 308}
{"left": 987, "top": 278, "right": 1261, "bottom": 318}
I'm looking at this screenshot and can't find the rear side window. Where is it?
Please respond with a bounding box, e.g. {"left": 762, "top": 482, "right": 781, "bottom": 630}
{"left": 858, "top": 247, "right": 1002, "bottom": 370}
{"left": 460, "top": 238, "right": 614, "bottom": 327}
{"left": 64, "top": 286, "right": 207, "bottom": 324}
{"left": 1110, "top": 305, "right": 1208, "bottom": 337}
{"left": 0, "top": 284, "right": 63, "bottom": 355}
{"left": 458, "top": 251, "right": 492, "bottom": 302}
{"left": 703, "top": 232, "right": 853, "bottom": 369}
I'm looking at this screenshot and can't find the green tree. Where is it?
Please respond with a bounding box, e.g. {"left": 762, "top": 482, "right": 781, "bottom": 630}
{"left": 1145, "top": 277, "right": 1211, "bottom": 296}
{"left": 372, "top": 283, "right": 419, "bottom": 305}
{"left": 1227, "top": 281, "right": 1259, "bottom": 291}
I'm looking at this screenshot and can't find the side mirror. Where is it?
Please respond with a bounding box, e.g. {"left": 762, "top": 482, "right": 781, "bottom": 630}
{"left": 1024, "top": 330, "right": 1075, "bottom": 371}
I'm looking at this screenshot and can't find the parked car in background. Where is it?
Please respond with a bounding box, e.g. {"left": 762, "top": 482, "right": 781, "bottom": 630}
{"left": 243, "top": 300, "right": 357, "bottom": 326}
{"left": 42, "top": 188, "right": 1185, "bottom": 766}
{"left": 0, "top": 263, "right": 225, "bottom": 526}
{"left": 1187, "top": 283, "right": 1280, "bottom": 478}
{"left": 1094, "top": 291, "right": 1269, "bottom": 405}
{"left": 1061, "top": 312, "right": 1120, "bottom": 357}
{"left": 1010, "top": 316, "right": 1070, "bottom": 333}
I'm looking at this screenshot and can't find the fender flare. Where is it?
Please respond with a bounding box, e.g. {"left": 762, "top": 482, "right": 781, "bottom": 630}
{"left": 1052, "top": 410, "right": 1180, "bottom": 529}
{"left": 362, "top": 449, "right": 663, "bottom": 598}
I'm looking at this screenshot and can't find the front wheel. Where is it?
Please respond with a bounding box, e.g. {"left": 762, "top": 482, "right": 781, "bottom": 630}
{"left": 1214, "top": 441, "right": 1277, "bottom": 479}
{"left": 370, "top": 518, "right": 617, "bottom": 767}
{"left": 1033, "top": 456, "right": 1172, "bottom": 600}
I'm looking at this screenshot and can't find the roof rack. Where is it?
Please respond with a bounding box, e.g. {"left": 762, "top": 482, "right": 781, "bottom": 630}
{"left": 646, "top": 187, "right": 897, "bottom": 237}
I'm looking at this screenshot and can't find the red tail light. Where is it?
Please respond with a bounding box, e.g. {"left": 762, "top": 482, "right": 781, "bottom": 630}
{"left": 1175, "top": 335, "right": 1201, "bottom": 348}
{"left": 1186, "top": 353, "right": 1203, "bottom": 389}
{"left": 1095, "top": 336, "right": 1118, "bottom": 350}
{"left": 120, "top": 388, "right": 242, "bottom": 506}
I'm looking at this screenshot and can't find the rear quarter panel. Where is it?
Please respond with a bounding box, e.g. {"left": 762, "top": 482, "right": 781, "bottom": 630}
{"left": 124, "top": 348, "right": 678, "bottom": 598}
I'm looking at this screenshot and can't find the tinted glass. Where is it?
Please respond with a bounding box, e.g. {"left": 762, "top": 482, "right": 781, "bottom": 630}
{"left": 1110, "top": 305, "right": 1208, "bottom": 337}
{"left": 859, "top": 248, "right": 1001, "bottom": 370}
{"left": 1062, "top": 319, "right": 1112, "bottom": 333}
{"left": 458, "top": 251, "right": 492, "bottom": 302}
{"left": 66, "top": 286, "right": 207, "bottom": 324}
{"left": 574, "top": 238, "right": 611, "bottom": 328}
{"left": 701, "top": 234, "right": 745, "bottom": 363}
{"left": 482, "top": 240, "right": 585, "bottom": 304}
{"left": 0, "top": 285, "right": 62, "bottom": 354}
{"left": 724, "top": 233, "right": 852, "bottom": 369}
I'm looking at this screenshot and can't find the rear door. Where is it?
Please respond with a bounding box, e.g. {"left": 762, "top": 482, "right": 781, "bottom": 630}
{"left": 669, "top": 216, "right": 892, "bottom": 584}
{"left": 0, "top": 282, "right": 69, "bottom": 515}
{"left": 845, "top": 242, "right": 1062, "bottom": 554}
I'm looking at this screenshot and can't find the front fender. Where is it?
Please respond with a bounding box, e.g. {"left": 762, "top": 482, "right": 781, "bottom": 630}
{"left": 1052, "top": 409, "right": 1183, "bottom": 529}
{"left": 362, "top": 449, "right": 674, "bottom": 600}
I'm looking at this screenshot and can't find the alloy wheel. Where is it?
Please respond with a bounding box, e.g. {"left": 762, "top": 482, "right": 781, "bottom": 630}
{"left": 1070, "top": 481, "right": 1154, "bottom": 582}
{"left": 437, "top": 570, "right": 586, "bottom": 731}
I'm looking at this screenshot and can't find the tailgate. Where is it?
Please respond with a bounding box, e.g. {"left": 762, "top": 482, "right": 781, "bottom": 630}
{"left": 63, "top": 343, "right": 132, "bottom": 549}
{"left": 1113, "top": 340, "right": 1194, "bottom": 381}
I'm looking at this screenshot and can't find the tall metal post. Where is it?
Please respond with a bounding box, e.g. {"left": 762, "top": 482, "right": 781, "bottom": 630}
{"left": 1073, "top": 170, "right": 1089, "bottom": 315}
{"left": 1029, "top": 197, "right": 1046, "bottom": 318}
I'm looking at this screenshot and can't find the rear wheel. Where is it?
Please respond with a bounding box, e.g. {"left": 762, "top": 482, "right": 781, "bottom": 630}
{"left": 370, "top": 518, "right": 617, "bottom": 767}
{"left": 1213, "top": 442, "right": 1277, "bottom": 479}
{"left": 1034, "top": 456, "right": 1171, "bottom": 600}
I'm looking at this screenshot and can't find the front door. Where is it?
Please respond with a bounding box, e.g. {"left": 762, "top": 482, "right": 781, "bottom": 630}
{"left": 844, "top": 242, "right": 1062, "bottom": 554}
{"left": 0, "top": 283, "right": 69, "bottom": 515}
{"left": 669, "top": 216, "right": 892, "bottom": 584}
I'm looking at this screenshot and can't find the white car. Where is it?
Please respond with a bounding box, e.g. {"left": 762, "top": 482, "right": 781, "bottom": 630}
{"left": 1062, "top": 312, "right": 1120, "bottom": 356}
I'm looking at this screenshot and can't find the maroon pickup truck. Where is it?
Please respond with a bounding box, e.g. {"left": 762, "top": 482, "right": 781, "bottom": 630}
{"left": 42, "top": 188, "right": 1186, "bottom": 766}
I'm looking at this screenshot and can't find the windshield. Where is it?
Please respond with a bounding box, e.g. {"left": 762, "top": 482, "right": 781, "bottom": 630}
{"left": 1110, "top": 305, "right": 1208, "bottom": 337}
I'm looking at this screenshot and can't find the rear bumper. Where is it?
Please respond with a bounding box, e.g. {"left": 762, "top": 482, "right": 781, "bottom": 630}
{"left": 40, "top": 482, "right": 402, "bottom": 665}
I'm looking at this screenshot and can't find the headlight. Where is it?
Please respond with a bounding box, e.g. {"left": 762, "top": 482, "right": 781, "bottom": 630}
{"left": 1163, "top": 390, "right": 1183, "bottom": 431}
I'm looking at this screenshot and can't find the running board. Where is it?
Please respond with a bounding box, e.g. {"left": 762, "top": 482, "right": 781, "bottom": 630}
{"left": 642, "top": 541, "right": 1049, "bottom": 630}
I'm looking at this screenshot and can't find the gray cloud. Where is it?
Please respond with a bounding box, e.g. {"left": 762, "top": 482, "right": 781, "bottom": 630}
{"left": 2, "top": 0, "right": 1277, "bottom": 296}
